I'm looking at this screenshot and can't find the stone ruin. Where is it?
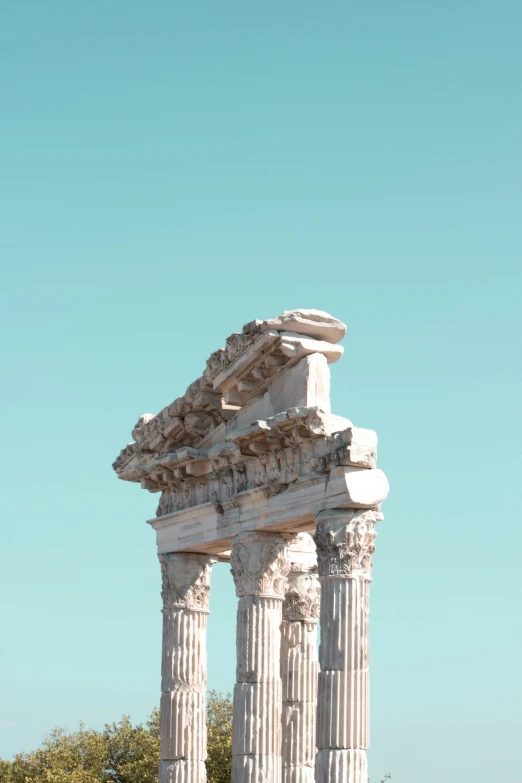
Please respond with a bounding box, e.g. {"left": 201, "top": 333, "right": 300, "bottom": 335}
{"left": 112, "top": 309, "right": 389, "bottom": 783}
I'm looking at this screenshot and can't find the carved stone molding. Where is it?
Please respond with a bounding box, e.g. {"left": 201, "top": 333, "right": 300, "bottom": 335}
{"left": 112, "top": 310, "right": 347, "bottom": 478}
{"left": 230, "top": 531, "right": 290, "bottom": 598}
{"left": 116, "top": 404, "right": 379, "bottom": 490}
{"left": 159, "top": 552, "right": 215, "bottom": 613}
{"left": 314, "top": 508, "right": 383, "bottom": 578}
{"left": 149, "top": 420, "right": 381, "bottom": 514}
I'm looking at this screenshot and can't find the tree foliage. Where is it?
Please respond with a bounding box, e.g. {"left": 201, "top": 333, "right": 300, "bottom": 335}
{"left": 0, "top": 694, "right": 387, "bottom": 783}
{"left": 0, "top": 696, "right": 229, "bottom": 783}
{"left": 205, "top": 691, "right": 232, "bottom": 783}
{"left": 0, "top": 709, "right": 160, "bottom": 783}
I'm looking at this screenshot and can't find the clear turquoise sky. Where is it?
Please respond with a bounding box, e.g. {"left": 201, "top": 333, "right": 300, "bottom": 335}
{"left": 1, "top": 1, "right": 521, "bottom": 781}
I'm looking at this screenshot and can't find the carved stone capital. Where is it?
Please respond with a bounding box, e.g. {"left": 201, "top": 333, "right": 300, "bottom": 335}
{"left": 282, "top": 533, "right": 320, "bottom": 623}
{"left": 283, "top": 573, "right": 320, "bottom": 623}
{"left": 314, "top": 508, "right": 383, "bottom": 578}
{"left": 230, "top": 531, "right": 290, "bottom": 598}
{"left": 159, "top": 552, "right": 215, "bottom": 613}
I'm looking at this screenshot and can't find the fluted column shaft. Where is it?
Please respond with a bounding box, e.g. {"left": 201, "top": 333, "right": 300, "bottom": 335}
{"left": 314, "top": 508, "right": 382, "bottom": 783}
{"left": 159, "top": 553, "right": 215, "bottom": 783}
{"left": 230, "top": 531, "right": 290, "bottom": 783}
{"left": 281, "top": 534, "right": 320, "bottom": 783}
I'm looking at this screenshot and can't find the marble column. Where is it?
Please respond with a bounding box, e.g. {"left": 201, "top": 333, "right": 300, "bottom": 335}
{"left": 281, "top": 534, "right": 320, "bottom": 783}
{"left": 230, "top": 531, "right": 290, "bottom": 783}
{"left": 313, "top": 508, "right": 382, "bottom": 783}
{"left": 159, "top": 552, "right": 215, "bottom": 783}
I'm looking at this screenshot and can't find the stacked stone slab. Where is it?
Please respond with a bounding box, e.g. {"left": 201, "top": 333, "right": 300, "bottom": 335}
{"left": 112, "top": 309, "right": 389, "bottom": 783}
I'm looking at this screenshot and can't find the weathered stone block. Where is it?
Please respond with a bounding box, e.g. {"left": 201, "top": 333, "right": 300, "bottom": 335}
{"left": 160, "top": 691, "right": 206, "bottom": 760}
{"left": 229, "top": 353, "right": 331, "bottom": 430}
{"left": 236, "top": 596, "right": 282, "bottom": 683}
{"left": 282, "top": 768, "right": 315, "bottom": 783}
{"left": 281, "top": 701, "right": 317, "bottom": 767}
{"left": 161, "top": 610, "right": 207, "bottom": 692}
{"left": 315, "top": 749, "right": 368, "bottom": 783}
{"left": 317, "top": 670, "right": 369, "bottom": 750}
{"left": 325, "top": 466, "right": 389, "bottom": 508}
{"left": 231, "top": 753, "right": 282, "bottom": 783}
{"left": 232, "top": 681, "right": 282, "bottom": 756}
{"left": 159, "top": 759, "right": 206, "bottom": 783}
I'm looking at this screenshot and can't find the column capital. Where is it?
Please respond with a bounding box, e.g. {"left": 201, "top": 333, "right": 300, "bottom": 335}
{"left": 283, "top": 573, "right": 320, "bottom": 624}
{"left": 159, "top": 552, "right": 215, "bottom": 613}
{"left": 230, "top": 531, "right": 289, "bottom": 599}
{"left": 283, "top": 533, "right": 320, "bottom": 624}
{"left": 314, "top": 508, "right": 383, "bottom": 579}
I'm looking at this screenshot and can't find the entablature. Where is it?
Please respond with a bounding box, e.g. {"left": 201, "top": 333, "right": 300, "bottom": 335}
{"left": 112, "top": 308, "right": 389, "bottom": 556}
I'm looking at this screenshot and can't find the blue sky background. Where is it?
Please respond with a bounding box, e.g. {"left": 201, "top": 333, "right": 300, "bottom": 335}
{"left": 1, "top": 1, "right": 521, "bottom": 781}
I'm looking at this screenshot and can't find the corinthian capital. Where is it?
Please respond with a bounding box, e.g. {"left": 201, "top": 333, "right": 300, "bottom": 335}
{"left": 314, "top": 508, "right": 383, "bottom": 578}
{"left": 283, "top": 576, "right": 320, "bottom": 623}
{"left": 159, "top": 552, "right": 215, "bottom": 612}
{"left": 282, "top": 533, "right": 320, "bottom": 623}
{"left": 230, "top": 531, "right": 290, "bottom": 598}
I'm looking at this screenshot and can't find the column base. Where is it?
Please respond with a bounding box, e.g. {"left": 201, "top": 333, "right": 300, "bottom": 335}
{"left": 232, "top": 753, "right": 282, "bottom": 783}
{"left": 159, "top": 759, "right": 206, "bottom": 783}
{"left": 315, "top": 749, "right": 368, "bottom": 783}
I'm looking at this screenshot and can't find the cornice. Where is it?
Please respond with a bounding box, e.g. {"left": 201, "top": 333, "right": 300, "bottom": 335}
{"left": 112, "top": 309, "right": 346, "bottom": 474}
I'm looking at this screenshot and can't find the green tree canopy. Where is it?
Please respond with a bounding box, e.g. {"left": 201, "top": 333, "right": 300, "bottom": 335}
{"left": 0, "top": 694, "right": 388, "bottom": 783}
{"left": 0, "top": 694, "right": 228, "bottom": 783}
{"left": 205, "top": 691, "right": 232, "bottom": 783}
